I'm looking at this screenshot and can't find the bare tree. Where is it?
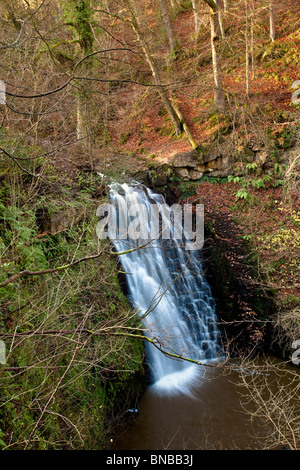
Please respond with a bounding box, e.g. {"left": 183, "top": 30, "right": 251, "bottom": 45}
{"left": 159, "top": 0, "right": 177, "bottom": 54}
{"left": 216, "top": 0, "right": 225, "bottom": 39}
{"left": 202, "top": 0, "right": 226, "bottom": 111}
{"left": 62, "top": 0, "right": 94, "bottom": 155}
{"left": 245, "top": 0, "right": 250, "bottom": 95}
{"left": 269, "top": 0, "right": 275, "bottom": 41}
{"left": 238, "top": 357, "right": 300, "bottom": 450}
{"left": 123, "top": 0, "right": 182, "bottom": 137}
{"left": 169, "top": 0, "right": 180, "bottom": 12}
{"left": 121, "top": 0, "right": 197, "bottom": 147}
{"left": 191, "top": 0, "right": 201, "bottom": 37}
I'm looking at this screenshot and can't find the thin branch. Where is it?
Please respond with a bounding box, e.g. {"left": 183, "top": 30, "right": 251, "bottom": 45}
{"left": 0, "top": 250, "right": 104, "bottom": 288}
{"left": 112, "top": 332, "right": 219, "bottom": 368}
{"left": 0, "top": 328, "right": 221, "bottom": 368}
{"left": 0, "top": 0, "right": 48, "bottom": 50}
{"left": 0, "top": 146, "right": 42, "bottom": 178}
{"left": 0, "top": 237, "right": 162, "bottom": 288}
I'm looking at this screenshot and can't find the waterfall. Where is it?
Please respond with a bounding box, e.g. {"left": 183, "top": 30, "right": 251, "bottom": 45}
{"left": 107, "top": 183, "right": 223, "bottom": 392}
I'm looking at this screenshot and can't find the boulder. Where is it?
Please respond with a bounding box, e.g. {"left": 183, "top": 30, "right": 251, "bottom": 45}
{"left": 172, "top": 150, "right": 200, "bottom": 168}
{"left": 189, "top": 170, "right": 203, "bottom": 181}
{"left": 209, "top": 169, "right": 233, "bottom": 177}
{"left": 202, "top": 148, "right": 222, "bottom": 163}
{"left": 51, "top": 207, "right": 85, "bottom": 235}
{"left": 255, "top": 151, "right": 268, "bottom": 165}
{"left": 220, "top": 155, "right": 233, "bottom": 170}
{"left": 207, "top": 159, "right": 218, "bottom": 170}
{"left": 195, "top": 163, "right": 206, "bottom": 172}
{"left": 174, "top": 167, "right": 189, "bottom": 179}
{"left": 36, "top": 206, "right": 85, "bottom": 235}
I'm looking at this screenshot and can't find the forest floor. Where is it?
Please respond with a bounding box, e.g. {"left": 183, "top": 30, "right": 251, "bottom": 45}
{"left": 101, "top": 1, "right": 300, "bottom": 167}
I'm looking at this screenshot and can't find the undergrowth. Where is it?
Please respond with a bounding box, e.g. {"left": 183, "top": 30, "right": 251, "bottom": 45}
{"left": 0, "top": 138, "right": 145, "bottom": 450}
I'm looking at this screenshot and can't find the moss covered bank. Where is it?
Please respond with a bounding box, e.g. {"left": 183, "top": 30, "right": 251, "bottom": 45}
{"left": 0, "top": 145, "right": 145, "bottom": 450}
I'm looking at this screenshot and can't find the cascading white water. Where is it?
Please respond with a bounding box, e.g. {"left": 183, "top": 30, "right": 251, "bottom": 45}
{"left": 108, "top": 183, "right": 223, "bottom": 392}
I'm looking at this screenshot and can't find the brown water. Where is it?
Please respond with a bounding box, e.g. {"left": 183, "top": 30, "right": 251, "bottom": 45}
{"left": 113, "top": 356, "right": 299, "bottom": 450}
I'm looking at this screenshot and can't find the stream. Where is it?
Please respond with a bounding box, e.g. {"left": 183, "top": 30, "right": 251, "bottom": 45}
{"left": 113, "top": 354, "right": 299, "bottom": 450}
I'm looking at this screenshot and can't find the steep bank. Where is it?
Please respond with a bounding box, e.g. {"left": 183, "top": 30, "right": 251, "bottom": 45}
{"left": 0, "top": 153, "right": 145, "bottom": 450}
{"left": 161, "top": 172, "right": 299, "bottom": 363}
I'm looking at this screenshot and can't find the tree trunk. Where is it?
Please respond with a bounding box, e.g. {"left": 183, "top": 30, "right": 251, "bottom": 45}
{"left": 68, "top": 0, "right": 94, "bottom": 154}
{"left": 159, "top": 0, "right": 176, "bottom": 53}
{"left": 245, "top": 4, "right": 250, "bottom": 95}
{"left": 209, "top": 7, "right": 226, "bottom": 111}
{"left": 136, "top": 36, "right": 182, "bottom": 137}
{"left": 124, "top": 0, "right": 182, "bottom": 136}
{"left": 216, "top": 0, "right": 225, "bottom": 38}
{"left": 169, "top": 0, "right": 179, "bottom": 12}
{"left": 77, "top": 90, "right": 90, "bottom": 143}
{"left": 223, "top": 0, "right": 228, "bottom": 12}
{"left": 191, "top": 0, "right": 200, "bottom": 37}
{"left": 251, "top": 16, "right": 255, "bottom": 79}
{"left": 171, "top": 101, "right": 198, "bottom": 149}
{"left": 76, "top": 79, "right": 93, "bottom": 156}
{"left": 269, "top": 0, "right": 275, "bottom": 42}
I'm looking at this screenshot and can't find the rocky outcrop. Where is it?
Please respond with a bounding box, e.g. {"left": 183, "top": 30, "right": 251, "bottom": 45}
{"left": 147, "top": 140, "right": 291, "bottom": 190}
{"left": 172, "top": 150, "right": 200, "bottom": 168}
{"left": 148, "top": 147, "right": 234, "bottom": 189}
{"left": 174, "top": 151, "right": 235, "bottom": 180}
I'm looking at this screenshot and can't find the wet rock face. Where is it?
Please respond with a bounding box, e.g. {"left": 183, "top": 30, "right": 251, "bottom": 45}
{"left": 149, "top": 171, "right": 168, "bottom": 187}
{"left": 148, "top": 165, "right": 173, "bottom": 188}
{"left": 202, "top": 217, "right": 270, "bottom": 358}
